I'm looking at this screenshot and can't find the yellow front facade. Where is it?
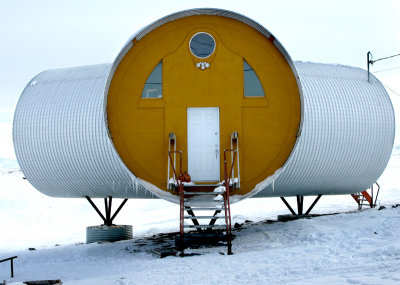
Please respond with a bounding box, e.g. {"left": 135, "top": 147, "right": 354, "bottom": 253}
{"left": 107, "top": 15, "right": 301, "bottom": 197}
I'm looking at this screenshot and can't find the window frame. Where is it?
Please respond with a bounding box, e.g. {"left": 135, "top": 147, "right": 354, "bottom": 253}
{"left": 189, "top": 32, "right": 216, "bottom": 59}
{"left": 141, "top": 61, "right": 163, "bottom": 99}
{"left": 243, "top": 60, "right": 265, "bottom": 98}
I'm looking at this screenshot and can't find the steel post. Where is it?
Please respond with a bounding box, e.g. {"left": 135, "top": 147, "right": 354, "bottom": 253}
{"left": 305, "top": 194, "right": 322, "bottom": 215}
{"left": 297, "top": 196, "right": 304, "bottom": 215}
{"left": 280, "top": 197, "right": 296, "bottom": 215}
{"left": 86, "top": 196, "right": 107, "bottom": 224}
{"left": 110, "top": 199, "right": 128, "bottom": 222}
{"left": 11, "top": 258, "right": 14, "bottom": 278}
{"left": 209, "top": 210, "right": 222, "bottom": 226}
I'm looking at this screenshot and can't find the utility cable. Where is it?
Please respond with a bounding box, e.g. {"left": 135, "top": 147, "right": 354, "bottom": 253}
{"left": 372, "top": 66, "right": 400, "bottom": 74}
{"left": 380, "top": 82, "right": 400, "bottom": 97}
{"left": 371, "top": 53, "right": 400, "bottom": 64}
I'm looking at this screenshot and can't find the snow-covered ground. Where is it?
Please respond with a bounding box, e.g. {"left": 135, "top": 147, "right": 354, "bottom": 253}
{"left": 0, "top": 150, "right": 399, "bottom": 284}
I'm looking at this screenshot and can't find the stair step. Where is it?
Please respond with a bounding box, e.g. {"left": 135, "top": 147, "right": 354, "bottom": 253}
{"left": 184, "top": 207, "right": 224, "bottom": 210}
{"left": 184, "top": 225, "right": 227, "bottom": 229}
{"left": 184, "top": 216, "right": 223, "bottom": 219}
{"left": 185, "top": 203, "right": 225, "bottom": 207}
{"left": 184, "top": 192, "right": 221, "bottom": 195}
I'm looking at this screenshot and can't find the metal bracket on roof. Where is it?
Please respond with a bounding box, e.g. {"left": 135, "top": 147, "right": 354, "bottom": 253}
{"left": 367, "top": 51, "right": 400, "bottom": 83}
{"left": 367, "top": 51, "right": 373, "bottom": 83}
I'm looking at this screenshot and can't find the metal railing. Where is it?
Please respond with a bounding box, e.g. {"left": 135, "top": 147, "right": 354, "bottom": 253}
{"left": 223, "top": 148, "right": 236, "bottom": 255}
{"left": 168, "top": 150, "right": 184, "bottom": 240}
{"left": 0, "top": 256, "right": 17, "bottom": 278}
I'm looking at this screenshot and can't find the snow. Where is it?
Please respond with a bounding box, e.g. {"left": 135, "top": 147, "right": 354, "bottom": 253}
{"left": 213, "top": 186, "right": 226, "bottom": 193}
{"left": 213, "top": 194, "right": 224, "bottom": 201}
{"left": 0, "top": 151, "right": 399, "bottom": 284}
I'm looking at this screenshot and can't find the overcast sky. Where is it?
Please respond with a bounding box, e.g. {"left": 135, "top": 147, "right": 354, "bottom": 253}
{"left": 0, "top": 0, "right": 399, "bottom": 159}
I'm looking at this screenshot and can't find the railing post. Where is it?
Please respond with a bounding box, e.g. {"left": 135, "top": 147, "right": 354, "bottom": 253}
{"left": 223, "top": 149, "right": 236, "bottom": 255}
{"left": 11, "top": 258, "right": 14, "bottom": 278}
{"left": 168, "top": 150, "right": 185, "bottom": 253}
{"left": 374, "top": 182, "right": 380, "bottom": 207}
{"left": 0, "top": 256, "right": 17, "bottom": 278}
{"left": 179, "top": 179, "right": 184, "bottom": 251}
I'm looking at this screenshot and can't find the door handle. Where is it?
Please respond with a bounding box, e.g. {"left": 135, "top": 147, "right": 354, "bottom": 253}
{"left": 215, "top": 149, "right": 218, "bottom": 159}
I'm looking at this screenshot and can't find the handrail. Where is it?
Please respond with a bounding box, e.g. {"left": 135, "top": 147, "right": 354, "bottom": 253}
{"left": 168, "top": 150, "right": 183, "bottom": 188}
{"left": 223, "top": 148, "right": 236, "bottom": 255}
{"left": 168, "top": 150, "right": 185, "bottom": 247}
{"left": 351, "top": 181, "right": 380, "bottom": 210}
{"left": 171, "top": 146, "right": 236, "bottom": 254}
{"left": 230, "top": 131, "right": 240, "bottom": 188}
{"left": 0, "top": 255, "right": 17, "bottom": 278}
{"left": 373, "top": 182, "right": 380, "bottom": 207}
{"left": 167, "top": 133, "right": 177, "bottom": 189}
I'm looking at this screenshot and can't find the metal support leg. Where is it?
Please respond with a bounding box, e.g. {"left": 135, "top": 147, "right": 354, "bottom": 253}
{"left": 281, "top": 195, "right": 322, "bottom": 216}
{"left": 111, "top": 199, "right": 128, "bottom": 222}
{"left": 305, "top": 194, "right": 322, "bottom": 215}
{"left": 104, "top": 197, "right": 111, "bottom": 226}
{"left": 186, "top": 209, "right": 203, "bottom": 233}
{"left": 209, "top": 210, "right": 222, "bottom": 226}
{"left": 86, "top": 196, "right": 128, "bottom": 226}
{"left": 104, "top": 198, "right": 108, "bottom": 223}
{"left": 86, "top": 196, "right": 107, "bottom": 224}
{"left": 297, "top": 196, "right": 304, "bottom": 215}
{"left": 280, "top": 197, "right": 296, "bottom": 215}
{"left": 108, "top": 196, "right": 112, "bottom": 224}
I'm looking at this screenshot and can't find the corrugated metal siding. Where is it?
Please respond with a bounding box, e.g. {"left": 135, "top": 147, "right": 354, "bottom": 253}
{"left": 86, "top": 225, "right": 133, "bottom": 243}
{"left": 13, "top": 64, "right": 155, "bottom": 198}
{"left": 254, "top": 62, "right": 395, "bottom": 197}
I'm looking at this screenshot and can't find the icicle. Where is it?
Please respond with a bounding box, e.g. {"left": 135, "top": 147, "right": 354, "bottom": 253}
{"left": 135, "top": 177, "right": 138, "bottom": 196}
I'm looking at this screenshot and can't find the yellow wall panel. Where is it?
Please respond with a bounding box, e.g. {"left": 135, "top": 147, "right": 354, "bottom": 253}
{"left": 107, "top": 15, "right": 301, "bottom": 196}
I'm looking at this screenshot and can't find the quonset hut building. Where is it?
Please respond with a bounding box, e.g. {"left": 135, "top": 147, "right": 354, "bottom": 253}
{"left": 13, "top": 9, "right": 395, "bottom": 246}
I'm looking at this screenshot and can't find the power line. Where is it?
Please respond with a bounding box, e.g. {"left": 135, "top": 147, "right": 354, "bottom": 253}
{"left": 367, "top": 51, "right": 400, "bottom": 83}
{"left": 370, "top": 53, "right": 400, "bottom": 64}
{"left": 372, "top": 66, "right": 400, "bottom": 73}
{"left": 381, "top": 82, "right": 400, "bottom": 97}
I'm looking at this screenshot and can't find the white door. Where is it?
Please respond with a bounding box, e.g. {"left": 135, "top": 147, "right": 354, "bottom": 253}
{"left": 187, "top": 108, "right": 220, "bottom": 181}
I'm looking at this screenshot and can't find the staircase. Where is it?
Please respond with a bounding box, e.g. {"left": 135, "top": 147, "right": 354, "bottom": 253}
{"left": 351, "top": 183, "right": 380, "bottom": 210}
{"left": 180, "top": 187, "right": 231, "bottom": 251}
{"left": 168, "top": 148, "right": 236, "bottom": 255}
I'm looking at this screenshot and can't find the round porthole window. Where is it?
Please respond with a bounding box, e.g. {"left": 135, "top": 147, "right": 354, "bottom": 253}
{"left": 189, "top": 32, "right": 216, "bottom": 58}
